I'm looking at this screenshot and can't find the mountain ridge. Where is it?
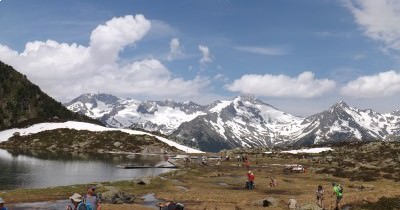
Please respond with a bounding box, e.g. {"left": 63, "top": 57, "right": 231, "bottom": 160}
{"left": 66, "top": 93, "right": 400, "bottom": 152}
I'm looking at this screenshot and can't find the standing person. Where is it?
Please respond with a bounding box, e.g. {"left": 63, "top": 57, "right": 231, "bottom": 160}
{"left": 84, "top": 186, "right": 101, "bottom": 210}
{"left": 248, "top": 171, "right": 255, "bottom": 190}
{"left": 269, "top": 177, "right": 278, "bottom": 187}
{"left": 0, "top": 197, "right": 8, "bottom": 210}
{"left": 66, "top": 193, "right": 87, "bottom": 210}
{"left": 316, "top": 185, "right": 324, "bottom": 208}
{"left": 332, "top": 183, "right": 343, "bottom": 210}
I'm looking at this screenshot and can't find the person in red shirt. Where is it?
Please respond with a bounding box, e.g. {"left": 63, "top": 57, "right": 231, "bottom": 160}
{"left": 247, "top": 171, "right": 255, "bottom": 190}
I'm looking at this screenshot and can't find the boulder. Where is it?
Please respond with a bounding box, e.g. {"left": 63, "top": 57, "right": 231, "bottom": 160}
{"left": 100, "top": 189, "right": 135, "bottom": 204}
{"left": 253, "top": 197, "right": 277, "bottom": 207}
{"left": 136, "top": 177, "right": 152, "bottom": 185}
{"left": 113, "top": 142, "right": 121, "bottom": 147}
{"left": 300, "top": 204, "right": 323, "bottom": 210}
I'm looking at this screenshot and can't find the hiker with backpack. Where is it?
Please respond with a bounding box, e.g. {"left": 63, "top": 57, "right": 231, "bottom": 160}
{"left": 332, "top": 183, "right": 343, "bottom": 210}
{"left": 66, "top": 193, "right": 88, "bottom": 210}
{"left": 316, "top": 185, "right": 324, "bottom": 208}
{"left": 84, "top": 186, "right": 101, "bottom": 210}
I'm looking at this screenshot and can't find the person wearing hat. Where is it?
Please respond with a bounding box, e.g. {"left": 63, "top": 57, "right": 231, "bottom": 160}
{"left": 0, "top": 197, "right": 8, "bottom": 210}
{"left": 84, "top": 185, "right": 101, "bottom": 210}
{"left": 66, "top": 193, "right": 87, "bottom": 210}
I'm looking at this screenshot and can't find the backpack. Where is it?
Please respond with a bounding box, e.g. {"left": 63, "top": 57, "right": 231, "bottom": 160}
{"left": 162, "top": 202, "right": 184, "bottom": 210}
{"left": 77, "top": 202, "right": 93, "bottom": 210}
{"left": 338, "top": 185, "right": 343, "bottom": 194}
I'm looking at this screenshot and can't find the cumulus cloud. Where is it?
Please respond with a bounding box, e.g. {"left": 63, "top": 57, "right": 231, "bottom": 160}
{"left": 344, "top": 0, "right": 400, "bottom": 54}
{"left": 234, "top": 46, "right": 288, "bottom": 56}
{"left": 0, "top": 15, "right": 209, "bottom": 101}
{"left": 198, "top": 45, "right": 212, "bottom": 66}
{"left": 341, "top": 70, "right": 400, "bottom": 98}
{"left": 227, "top": 71, "right": 336, "bottom": 98}
{"left": 167, "top": 38, "right": 183, "bottom": 61}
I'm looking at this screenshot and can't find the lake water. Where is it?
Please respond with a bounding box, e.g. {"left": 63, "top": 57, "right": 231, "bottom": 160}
{"left": 0, "top": 149, "right": 172, "bottom": 190}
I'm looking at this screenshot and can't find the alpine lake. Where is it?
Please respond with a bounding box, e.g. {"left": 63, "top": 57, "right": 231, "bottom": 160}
{"left": 0, "top": 148, "right": 172, "bottom": 190}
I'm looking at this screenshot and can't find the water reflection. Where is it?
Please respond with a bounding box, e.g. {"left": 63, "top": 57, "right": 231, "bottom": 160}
{"left": 0, "top": 149, "right": 171, "bottom": 190}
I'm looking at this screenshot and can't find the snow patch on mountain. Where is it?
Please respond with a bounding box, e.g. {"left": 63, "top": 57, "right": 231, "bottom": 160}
{"left": 66, "top": 94, "right": 206, "bottom": 134}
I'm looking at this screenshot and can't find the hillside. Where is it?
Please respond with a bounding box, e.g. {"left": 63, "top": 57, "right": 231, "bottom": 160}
{"left": 0, "top": 121, "right": 204, "bottom": 153}
{"left": 0, "top": 129, "right": 177, "bottom": 154}
{"left": 0, "top": 61, "right": 100, "bottom": 130}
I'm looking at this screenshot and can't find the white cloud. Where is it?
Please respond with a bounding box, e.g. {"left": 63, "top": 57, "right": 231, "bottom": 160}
{"left": 341, "top": 70, "right": 400, "bottom": 98}
{"left": 198, "top": 45, "right": 213, "bottom": 66}
{"left": 227, "top": 71, "right": 336, "bottom": 98}
{"left": 0, "top": 15, "right": 209, "bottom": 101}
{"left": 344, "top": 0, "right": 400, "bottom": 54}
{"left": 234, "top": 46, "right": 287, "bottom": 56}
{"left": 167, "top": 38, "right": 183, "bottom": 61}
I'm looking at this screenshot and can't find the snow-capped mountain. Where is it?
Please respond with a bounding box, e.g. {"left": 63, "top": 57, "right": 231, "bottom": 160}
{"left": 65, "top": 93, "right": 207, "bottom": 134}
{"left": 66, "top": 93, "right": 400, "bottom": 152}
{"left": 173, "top": 96, "right": 306, "bottom": 152}
{"left": 292, "top": 101, "right": 400, "bottom": 146}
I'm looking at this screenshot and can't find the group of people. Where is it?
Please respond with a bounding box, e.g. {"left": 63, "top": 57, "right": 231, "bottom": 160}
{"left": 65, "top": 186, "right": 101, "bottom": 210}
{"left": 313, "top": 183, "right": 343, "bottom": 210}
{"left": 0, "top": 186, "right": 100, "bottom": 210}
{"left": 289, "top": 183, "right": 343, "bottom": 210}
{"left": 244, "top": 170, "right": 344, "bottom": 209}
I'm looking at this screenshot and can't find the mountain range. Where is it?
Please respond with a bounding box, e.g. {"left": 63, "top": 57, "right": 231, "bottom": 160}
{"left": 66, "top": 93, "right": 400, "bottom": 152}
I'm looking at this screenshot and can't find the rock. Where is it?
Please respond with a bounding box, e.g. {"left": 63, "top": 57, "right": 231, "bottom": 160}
{"left": 254, "top": 197, "right": 277, "bottom": 207}
{"left": 300, "top": 204, "right": 322, "bottom": 210}
{"left": 136, "top": 177, "right": 152, "bottom": 185}
{"left": 360, "top": 184, "right": 374, "bottom": 191}
{"left": 328, "top": 168, "right": 336, "bottom": 173}
{"left": 100, "top": 188, "right": 135, "bottom": 204}
{"left": 113, "top": 142, "right": 121, "bottom": 147}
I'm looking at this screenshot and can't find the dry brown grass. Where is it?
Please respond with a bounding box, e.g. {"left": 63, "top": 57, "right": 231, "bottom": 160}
{"left": 3, "top": 154, "right": 400, "bottom": 209}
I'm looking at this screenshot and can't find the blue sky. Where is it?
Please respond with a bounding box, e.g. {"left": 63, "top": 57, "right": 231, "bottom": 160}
{"left": 1, "top": 0, "right": 400, "bottom": 116}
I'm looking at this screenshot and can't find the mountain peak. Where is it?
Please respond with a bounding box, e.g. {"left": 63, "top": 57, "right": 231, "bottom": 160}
{"left": 234, "top": 95, "right": 257, "bottom": 103}
{"left": 70, "top": 93, "right": 120, "bottom": 105}
{"left": 333, "top": 100, "right": 349, "bottom": 109}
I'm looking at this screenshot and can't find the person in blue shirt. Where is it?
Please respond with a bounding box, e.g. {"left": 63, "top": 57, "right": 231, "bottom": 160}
{"left": 0, "top": 197, "right": 8, "bottom": 210}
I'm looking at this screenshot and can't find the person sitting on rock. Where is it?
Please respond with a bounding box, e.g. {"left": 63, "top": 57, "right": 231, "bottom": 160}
{"left": 0, "top": 197, "right": 8, "bottom": 210}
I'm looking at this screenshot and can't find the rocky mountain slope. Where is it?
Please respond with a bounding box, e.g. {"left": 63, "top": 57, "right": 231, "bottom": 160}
{"left": 0, "top": 61, "right": 99, "bottom": 130}
{"left": 173, "top": 96, "right": 306, "bottom": 152}
{"left": 67, "top": 93, "right": 400, "bottom": 152}
{"left": 293, "top": 101, "right": 400, "bottom": 146}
